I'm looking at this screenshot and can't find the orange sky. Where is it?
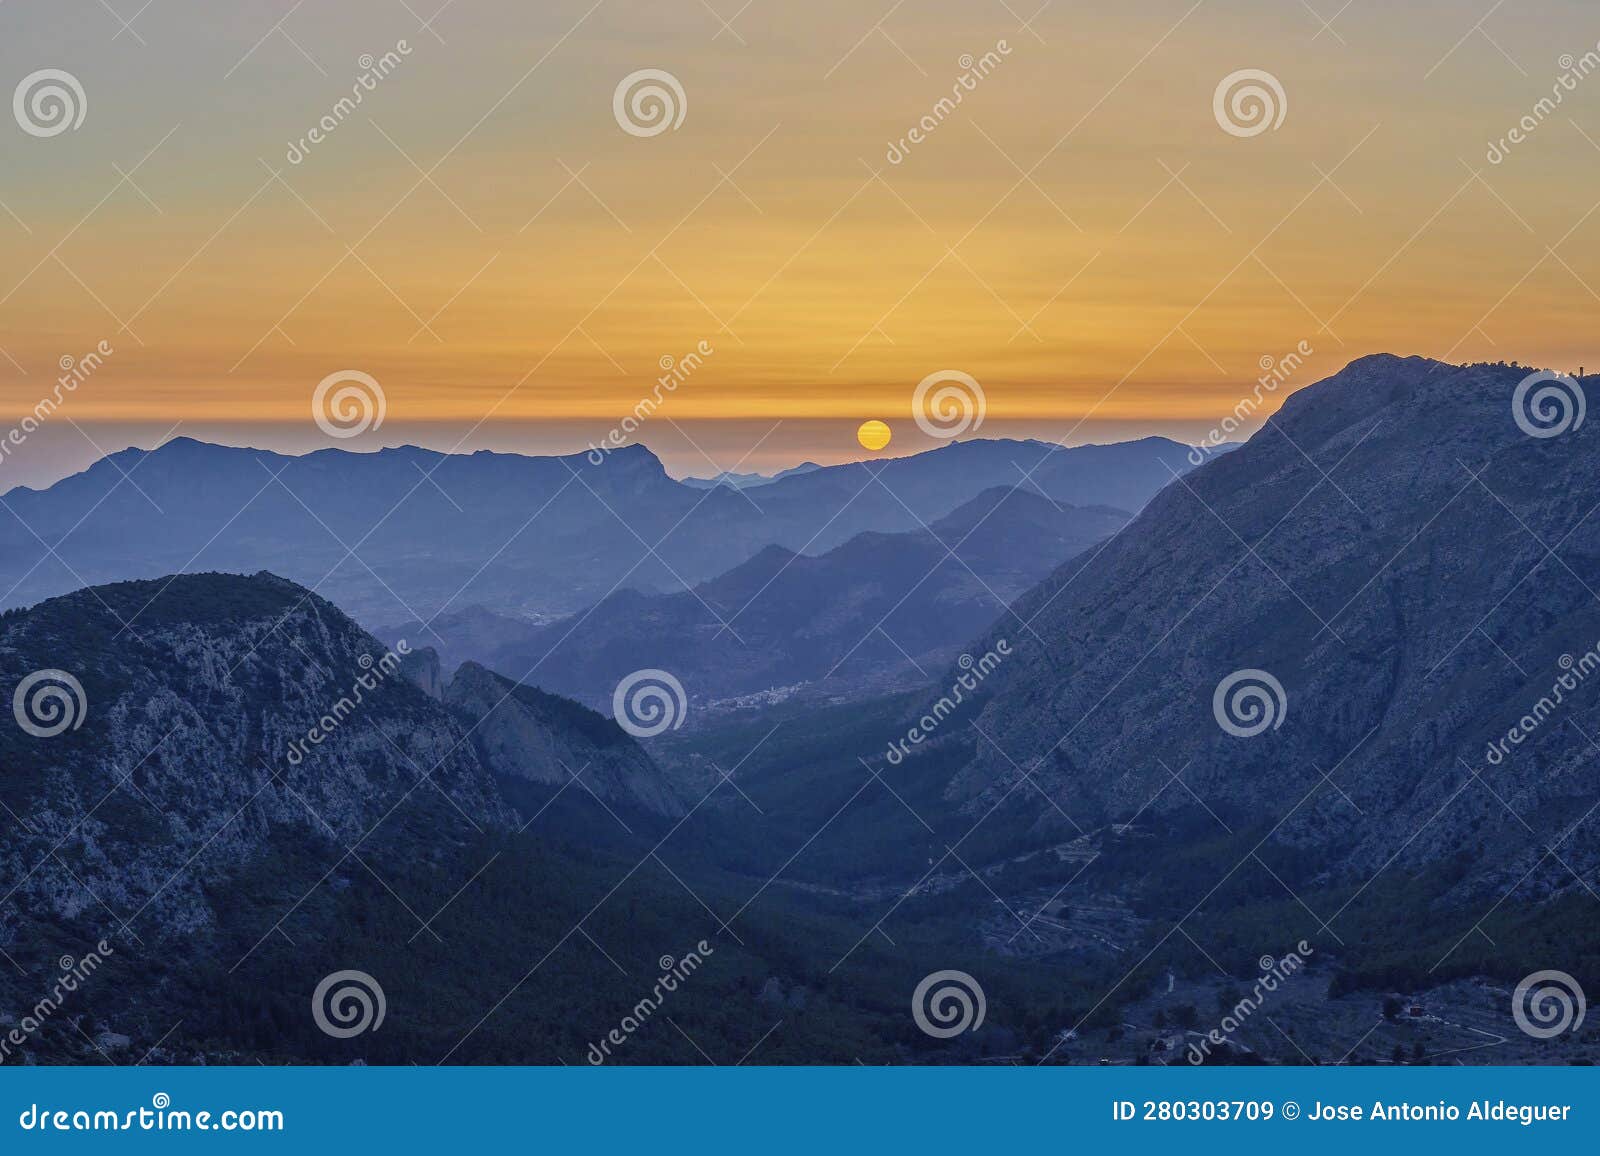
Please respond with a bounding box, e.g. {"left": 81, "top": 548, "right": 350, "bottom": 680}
{"left": 2, "top": 0, "right": 1598, "bottom": 478}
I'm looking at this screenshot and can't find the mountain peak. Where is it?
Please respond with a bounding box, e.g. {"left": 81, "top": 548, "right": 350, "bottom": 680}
{"left": 592, "top": 441, "right": 661, "bottom": 463}
{"left": 146, "top": 435, "right": 269, "bottom": 459}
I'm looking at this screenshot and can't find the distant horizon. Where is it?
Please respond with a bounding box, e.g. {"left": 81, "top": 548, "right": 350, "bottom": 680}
{"left": 4, "top": 347, "right": 1577, "bottom": 493}
{"left": 0, "top": 415, "right": 1226, "bottom": 495}
{"left": 0, "top": 409, "right": 1254, "bottom": 489}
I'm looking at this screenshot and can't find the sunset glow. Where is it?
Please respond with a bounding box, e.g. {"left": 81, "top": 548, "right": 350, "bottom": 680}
{"left": 2, "top": 2, "right": 1597, "bottom": 476}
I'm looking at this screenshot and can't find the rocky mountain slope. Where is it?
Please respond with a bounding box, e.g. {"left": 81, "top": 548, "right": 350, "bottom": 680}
{"left": 0, "top": 573, "right": 506, "bottom": 943}
{"left": 944, "top": 356, "right": 1600, "bottom": 910}
{"left": 0, "top": 572, "right": 684, "bottom": 950}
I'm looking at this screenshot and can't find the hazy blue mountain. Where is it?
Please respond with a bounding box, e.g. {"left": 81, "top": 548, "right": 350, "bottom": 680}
{"left": 679, "top": 461, "right": 822, "bottom": 489}
{"left": 0, "top": 435, "right": 1206, "bottom": 628}
{"left": 382, "top": 486, "right": 1130, "bottom": 709}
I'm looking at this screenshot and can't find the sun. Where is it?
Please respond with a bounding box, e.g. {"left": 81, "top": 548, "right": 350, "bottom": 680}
{"left": 856, "top": 420, "right": 892, "bottom": 451}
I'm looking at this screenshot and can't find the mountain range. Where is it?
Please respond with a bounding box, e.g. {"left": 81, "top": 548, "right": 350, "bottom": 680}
{"left": 0, "top": 435, "right": 1209, "bottom": 628}
{"left": 6, "top": 354, "right": 1599, "bottom": 1065}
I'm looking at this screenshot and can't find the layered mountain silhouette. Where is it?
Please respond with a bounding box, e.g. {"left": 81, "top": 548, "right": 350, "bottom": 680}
{"left": 383, "top": 486, "right": 1129, "bottom": 708}
{"left": 0, "top": 435, "right": 1206, "bottom": 627}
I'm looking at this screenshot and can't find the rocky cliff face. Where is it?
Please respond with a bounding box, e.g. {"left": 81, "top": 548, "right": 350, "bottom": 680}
{"left": 0, "top": 573, "right": 511, "bottom": 946}
{"left": 949, "top": 356, "right": 1600, "bottom": 903}
{"left": 0, "top": 572, "right": 684, "bottom": 957}
{"left": 400, "top": 646, "right": 446, "bottom": 700}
